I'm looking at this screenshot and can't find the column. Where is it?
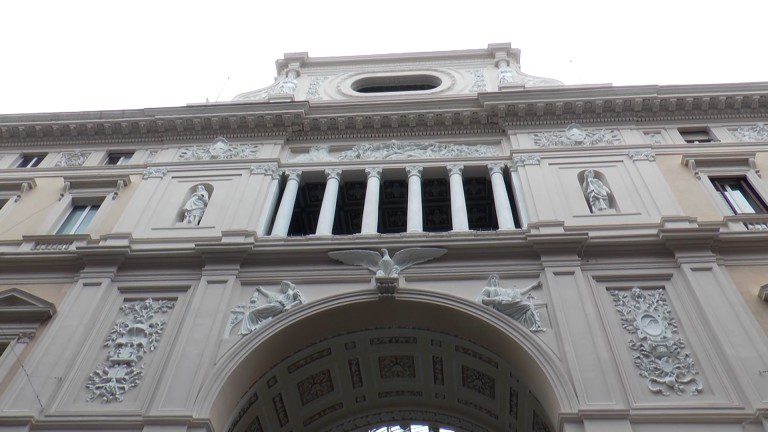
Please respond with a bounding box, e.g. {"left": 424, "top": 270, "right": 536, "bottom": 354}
{"left": 447, "top": 164, "right": 469, "bottom": 231}
{"left": 315, "top": 168, "right": 342, "bottom": 236}
{"left": 254, "top": 165, "right": 282, "bottom": 237}
{"left": 406, "top": 165, "right": 423, "bottom": 233}
{"left": 270, "top": 169, "right": 301, "bottom": 237}
{"left": 360, "top": 167, "right": 381, "bottom": 234}
{"left": 487, "top": 163, "right": 516, "bottom": 230}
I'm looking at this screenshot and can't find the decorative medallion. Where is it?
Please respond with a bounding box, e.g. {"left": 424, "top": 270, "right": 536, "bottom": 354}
{"left": 177, "top": 137, "right": 260, "bottom": 161}
{"left": 86, "top": 298, "right": 175, "bottom": 403}
{"left": 532, "top": 123, "right": 622, "bottom": 147}
{"left": 610, "top": 287, "right": 703, "bottom": 396}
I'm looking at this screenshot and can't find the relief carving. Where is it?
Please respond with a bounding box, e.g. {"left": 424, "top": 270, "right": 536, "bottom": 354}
{"left": 477, "top": 275, "right": 544, "bottom": 332}
{"left": 55, "top": 150, "right": 91, "bottom": 167}
{"left": 86, "top": 298, "right": 175, "bottom": 403}
{"left": 610, "top": 287, "right": 703, "bottom": 396}
{"left": 291, "top": 140, "right": 499, "bottom": 162}
{"left": 225, "top": 281, "right": 304, "bottom": 336}
{"left": 177, "top": 137, "right": 259, "bottom": 161}
{"left": 733, "top": 122, "right": 768, "bottom": 142}
{"left": 532, "top": 123, "right": 622, "bottom": 147}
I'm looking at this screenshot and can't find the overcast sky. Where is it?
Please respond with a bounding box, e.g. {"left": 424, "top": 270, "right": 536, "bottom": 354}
{"left": 1, "top": 0, "right": 765, "bottom": 115}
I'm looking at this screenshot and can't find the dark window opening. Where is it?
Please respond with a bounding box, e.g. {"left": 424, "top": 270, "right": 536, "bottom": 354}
{"left": 679, "top": 128, "right": 716, "bottom": 144}
{"left": 464, "top": 177, "right": 498, "bottom": 231}
{"left": 352, "top": 74, "right": 441, "bottom": 94}
{"left": 503, "top": 170, "right": 521, "bottom": 228}
{"left": 105, "top": 153, "right": 133, "bottom": 165}
{"left": 333, "top": 181, "right": 366, "bottom": 235}
{"left": 287, "top": 182, "right": 324, "bottom": 236}
{"left": 423, "top": 178, "right": 452, "bottom": 232}
{"left": 711, "top": 177, "right": 767, "bottom": 214}
{"left": 17, "top": 154, "right": 45, "bottom": 168}
{"left": 378, "top": 180, "right": 408, "bottom": 234}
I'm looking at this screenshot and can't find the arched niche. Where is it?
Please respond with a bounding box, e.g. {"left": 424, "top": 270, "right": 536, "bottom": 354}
{"left": 577, "top": 169, "right": 617, "bottom": 214}
{"left": 177, "top": 183, "right": 213, "bottom": 225}
{"left": 194, "top": 290, "right": 577, "bottom": 432}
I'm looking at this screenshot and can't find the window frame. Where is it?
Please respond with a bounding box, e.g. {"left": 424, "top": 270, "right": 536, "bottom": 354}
{"left": 104, "top": 152, "right": 134, "bottom": 166}
{"left": 55, "top": 203, "right": 101, "bottom": 235}
{"left": 710, "top": 176, "right": 768, "bottom": 215}
{"left": 16, "top": 154, "right": 46, "bottom": 168}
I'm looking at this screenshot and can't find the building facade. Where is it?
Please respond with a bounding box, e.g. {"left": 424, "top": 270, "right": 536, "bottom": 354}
{"left": 0, "top": 43, "right": 767, "bottom": 432}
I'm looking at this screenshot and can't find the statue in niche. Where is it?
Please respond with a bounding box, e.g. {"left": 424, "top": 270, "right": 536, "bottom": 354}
{"left": 477, "top": 275, "right": 544, "bottom": 332}
{"left": 581, "top": 169, "right": 613, "bottom": 213}
{"left": 182, "top": 184, "right": 210, "bottom": 225}
{"left": 227, "top": 281, "right": 305, "bottom": 336}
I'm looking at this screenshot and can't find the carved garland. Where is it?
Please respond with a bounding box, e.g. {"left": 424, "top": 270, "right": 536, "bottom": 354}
{"left": 609, "top": 288, "right": 702, "bottom": 396}
{"left": 86, "top": 298, "right": 175, "bottom": 403}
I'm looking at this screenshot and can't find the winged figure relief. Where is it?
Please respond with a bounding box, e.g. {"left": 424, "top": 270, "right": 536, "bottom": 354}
{"left": 328, "top": 248, "right": 447, "bottom": 277}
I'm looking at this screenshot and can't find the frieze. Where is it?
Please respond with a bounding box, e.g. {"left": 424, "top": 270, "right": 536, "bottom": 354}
{"left": 628, "top": 150, "right": 656, "bottom": 161}
{"left": 177, "top": 137, "right": 260, "bottom": 161}
{"left": 55, "top": 150, "right": 91, "bottom": 167}
{"left": 610, "top": 288, "right": 703, "bottom": 396}
{"left": 513, "top": 153, "right": 541, "bottom": 167}
{"left": 272, "top": 393, "right": 289, "bottom": 427}
{"left": 86, "top": 298, "right": 175, "bottom": 403}
{"left": 287, "top": 347, "right": 332, "bottom": 373}
{"left": 291, "top": 140, "right": 499, "bottom": 162}
{"left": 732, "top": 122, "right": 768, "bottom": 142}
{"left": 348, "top": 359, "right": 363, "bottom": 388}
{"left": 467, "top": 69, "right": 487, "bottom": 92}
{"left": 142, "top": 167, "right": 167, "bottom": 179}
{"left": 303, "top": 402, "right": 344, "bottom": 427}
{"left": 306, "top": 76, "right": 330, "bottom": 100}
{"left": 532, "top": 123, "right": 622, "bottom": 147}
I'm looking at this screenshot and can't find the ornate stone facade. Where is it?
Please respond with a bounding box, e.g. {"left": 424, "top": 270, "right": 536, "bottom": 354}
{"left": 0, "top": 44, "right": 767, "bottom": 432}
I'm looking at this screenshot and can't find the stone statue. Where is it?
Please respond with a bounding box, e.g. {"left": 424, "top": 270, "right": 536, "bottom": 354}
{"left": 182, "top": 184, "right": 210, "bottom": 225}
{"left": 477, "top": 275, "right": 544, "bottom": 332}
{"left": 328, "top": 248, "right": 447, "bottom": 277}
{"left": 581, "top": 169, "right": 612, "bottom": 213}
{"left": 227, "top": 281, "right": 304, "bottom": 336}
{"left": 273, "top": 69, "right": 298, "bottom": 95}
{"left": 498, "top": 63, "right": 516, "bottom": 86}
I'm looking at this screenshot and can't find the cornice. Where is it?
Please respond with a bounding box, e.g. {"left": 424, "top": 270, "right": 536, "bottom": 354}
{"left": 0, "top": 83, "right": 766, "bottom": 146}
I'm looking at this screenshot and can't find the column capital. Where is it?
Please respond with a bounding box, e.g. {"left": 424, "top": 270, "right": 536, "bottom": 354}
{"left": 405, "top": 165, "right": 423, "bottom": 178}
{"left": 251, "top": 163, "right": 281, "bottom": 179}
{"left": 365, "top": 167, "right": 382, "bottom": 179}
{"left": 285, "top": 169, "right": 302, "bottom": 181}
{"left": 447, "top": 164, "right": 464, "bottom": 176}
{"left": 325, "top": 168, "right": 342, "bottom": 181}
{"left": 487, "top": 162, "right": 506, "bottom": 175}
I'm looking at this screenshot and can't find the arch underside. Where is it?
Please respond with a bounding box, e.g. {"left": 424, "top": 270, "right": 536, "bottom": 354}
{"left": 228, "top": 328, "right": 553, "bottom": 432}
{"left": 202, "top": 292, "right": 572, "bottom": 432}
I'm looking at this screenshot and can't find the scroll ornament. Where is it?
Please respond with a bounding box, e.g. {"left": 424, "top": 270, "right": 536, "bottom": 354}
{"left": 86, "top": 298, "right": 175, "bottom": 403}
{"left": 610, "top": 288, "right": 702, "bottom": 396}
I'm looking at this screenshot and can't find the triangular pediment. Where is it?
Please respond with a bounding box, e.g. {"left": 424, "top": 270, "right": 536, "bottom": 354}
{"left": 0, "top": 288, "right": 56, "bottom": 323}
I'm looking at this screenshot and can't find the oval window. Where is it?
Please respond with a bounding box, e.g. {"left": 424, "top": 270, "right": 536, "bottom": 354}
{"left": 352, "top": 74, "right": 442, "bottom": 93}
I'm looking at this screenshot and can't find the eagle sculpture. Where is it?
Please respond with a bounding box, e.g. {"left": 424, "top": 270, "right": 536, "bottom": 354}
{"left": 328, "top": 248, "right": 447, "bottom": 277}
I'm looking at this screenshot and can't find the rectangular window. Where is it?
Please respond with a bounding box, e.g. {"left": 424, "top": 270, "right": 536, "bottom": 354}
{"left": 56, "top": 204, "right": 101, "bottom": 235}
{"left": 105, "top": 153, "right": 133, "bottom": 165}
{"left": 679, "top": 128, "right": 716, "bottom": 144}
{"left": 711, "top": 177, "right": 767, "bottom": 214}
{"left": 17, "top": 154, "right": 45, "bottom": 168}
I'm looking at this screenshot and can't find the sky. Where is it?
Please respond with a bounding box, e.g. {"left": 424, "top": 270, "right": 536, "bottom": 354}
{"left": 1, "top": 0, "right": 765, "bottom": 115}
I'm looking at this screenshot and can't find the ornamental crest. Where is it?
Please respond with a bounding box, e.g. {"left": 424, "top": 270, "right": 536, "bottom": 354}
{"left": 532, "top": 123, "right": 622, "bottom": 147}
{"left": 177, "top": 137, "right": 260, "bottom": 161}
{"left": 291, "top": 140, "right": 498, "bottom": 163}
{"left": 733, "top": 123, "right": 768, "bottom": 142}
{"left": 609, "top": 288, "right": 702, "bottom": 396}
{"left": 86, "top": 298, "right": 175, "bottom": 403}
{"left": 55, "top": 150, "right": 91, "bottom": 167}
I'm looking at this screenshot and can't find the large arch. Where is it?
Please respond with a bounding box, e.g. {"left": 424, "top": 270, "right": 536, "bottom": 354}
{"left": 194, "top": 289, "right": 578, "bottom": 431}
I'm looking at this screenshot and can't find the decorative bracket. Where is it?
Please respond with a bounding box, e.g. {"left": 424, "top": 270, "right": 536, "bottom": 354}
{"left": 0, "top": 179, "right": 36, "bottom": 202}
